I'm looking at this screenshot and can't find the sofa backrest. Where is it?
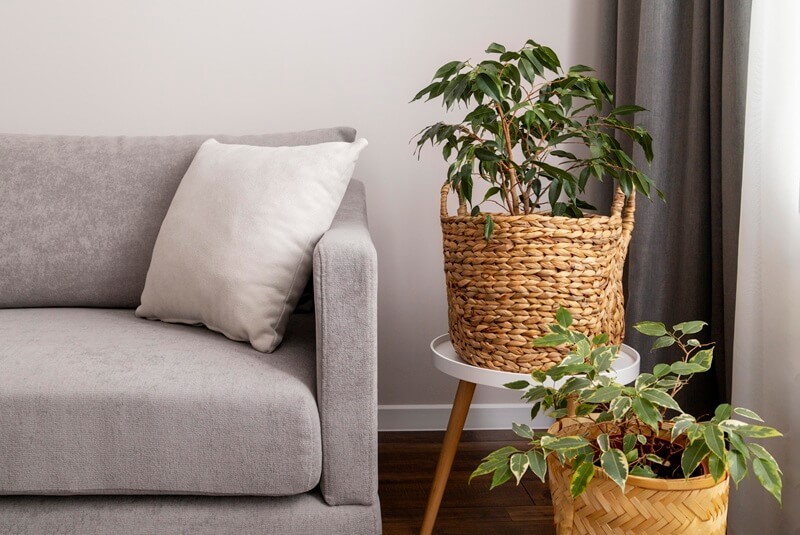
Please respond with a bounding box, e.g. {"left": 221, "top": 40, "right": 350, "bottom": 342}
{"left": 0, "top": 127, "right": 356, "bottom": 308}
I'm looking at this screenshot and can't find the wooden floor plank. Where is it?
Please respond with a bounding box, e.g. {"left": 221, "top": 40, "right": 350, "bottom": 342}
{"left": 379, "top": 430, "right": 555, "bottom": 533}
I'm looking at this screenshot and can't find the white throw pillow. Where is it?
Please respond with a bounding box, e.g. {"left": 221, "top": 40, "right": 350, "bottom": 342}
{"left": 136, "top": 138, "right": 368, "bottom": 352}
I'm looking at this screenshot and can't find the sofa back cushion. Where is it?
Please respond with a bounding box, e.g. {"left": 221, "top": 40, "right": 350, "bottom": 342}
{"left": 0, "top": 128, "right": 356, "bottom": 308}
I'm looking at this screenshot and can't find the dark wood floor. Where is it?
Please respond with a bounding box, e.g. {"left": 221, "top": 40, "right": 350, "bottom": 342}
{"left": 379, "top": 430, "right": 556, "bottom": 535}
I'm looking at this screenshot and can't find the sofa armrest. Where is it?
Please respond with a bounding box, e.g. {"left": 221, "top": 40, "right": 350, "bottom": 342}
{"left": 313, "top": 180, "right": 378, "bottom": 506}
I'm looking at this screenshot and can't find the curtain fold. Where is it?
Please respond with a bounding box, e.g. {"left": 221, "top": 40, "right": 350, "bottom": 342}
{"left": 729, "top": 1, "right": 800, "bottom": 531}
{"left": 600, "top": 0, "right": 751, "bottom": 414}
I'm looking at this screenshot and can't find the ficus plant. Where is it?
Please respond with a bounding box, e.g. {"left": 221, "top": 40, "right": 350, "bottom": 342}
{"left": 471, "top": 308, "right": 783, "bottom": 503}
{"left": 413, "top": 39, "right": 662, "bottom": 237}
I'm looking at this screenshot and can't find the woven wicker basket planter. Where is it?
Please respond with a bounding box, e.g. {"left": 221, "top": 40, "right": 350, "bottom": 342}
{"left": 546, "top": 417, "right": 730, "bottom": 535}
{"left": 441, "top": 183, "right": 636, "bottom": 373}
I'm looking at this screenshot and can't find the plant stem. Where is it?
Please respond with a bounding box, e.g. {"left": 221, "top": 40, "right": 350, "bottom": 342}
{"left": 496, "top": 104, "right": 521, "bottom": 215}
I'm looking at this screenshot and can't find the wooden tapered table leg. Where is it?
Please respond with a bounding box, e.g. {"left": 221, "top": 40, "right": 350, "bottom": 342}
{"left": 419, "top": 380, "right": 476, "bottom": 535}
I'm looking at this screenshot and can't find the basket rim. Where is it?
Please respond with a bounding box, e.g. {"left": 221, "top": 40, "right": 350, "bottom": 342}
{"left": 441, "top": 210, "right": 622, "bottom": 225}
{"left": 585, "top": 462, "right": 727, "bottom": 491}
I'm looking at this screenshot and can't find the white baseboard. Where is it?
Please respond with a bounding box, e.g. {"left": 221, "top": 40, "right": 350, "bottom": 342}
{"left": 378, "top": 403, "right": 553, "bottom": 432}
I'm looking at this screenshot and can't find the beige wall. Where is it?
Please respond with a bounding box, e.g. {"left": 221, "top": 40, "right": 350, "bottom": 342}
{"left": 0, "top": 0, "right": 604, "bottom": 406}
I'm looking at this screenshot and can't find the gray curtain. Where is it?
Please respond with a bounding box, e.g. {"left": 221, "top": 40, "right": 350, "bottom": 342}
{"left": 597, "top": 1, "right": 752, "bottom": 414}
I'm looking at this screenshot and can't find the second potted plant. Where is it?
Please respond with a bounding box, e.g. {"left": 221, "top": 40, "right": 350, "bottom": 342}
{"left": 472, "top": 308, "right": 783, "bottom": 534}
{"left": 413, "top": 39, "right": 661, "bottom": 373}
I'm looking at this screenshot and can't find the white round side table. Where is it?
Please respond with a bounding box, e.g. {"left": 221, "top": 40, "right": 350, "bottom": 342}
{"left": 420, "top": 336, "right": 641, "bottom": 535}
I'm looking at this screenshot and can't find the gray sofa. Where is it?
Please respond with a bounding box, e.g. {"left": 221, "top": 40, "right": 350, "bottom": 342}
{"left": 0, "top": 129, "right": 380, "bottom": 534}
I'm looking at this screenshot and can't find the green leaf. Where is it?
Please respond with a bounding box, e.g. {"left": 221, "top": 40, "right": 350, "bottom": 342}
{"left": 630, "top": 465, "right": 657, "bottom": 478}
{"left": 712, "top": 403, "right": 733, "bottom": 423}
{"left": 733, "top": 424, "right": 782, "bottom": 438}
{"left": 483, "top": 214, "right": 494, "bottom": 241}
{"left": 752, "top": 457, "right": 782, "bottom": 504}
{"left": 505, "top": 380, "right": 529, "bottom": 390}
{"left": 686, "top": 423, "right": 704, "bottom": 443}
{"left": 556, "top": 307, "right": 573, "bottom": 328}
{"left": 592, "top": 333, "right": 609, "bottom": 346}
{"left": 670, "top": 361, "right": 706, "bottom": 375}
{"left": 632, "top": 397, "right": 661, "bottom": 430}
{"left": 671, "top": 418, "right": 694, "bottom": 441}
{"left": 527, "top": 450, "right": 548, "bottom": 482}
{"left": 633, "top": 321, "right": 667, "bottom": 337}
{"left": 485, "top": 42, "right": 506, "bottom": 54}
{"left": 561, "top": 377, "right": 592, "bottom": 394}
{"left": 540, "top": 436, "right": 590, "bottom": 453}
{"left": 591, "top": 347, "right": 616, "bottom": 372}
{"left": 443, "top": 75, "right": 469, "bottom": 109}
{"left": 600, "top": 449, "right": 628, "bottom": 491}
{"left": 533, "top": 160, "right": 575, "bottom": 184}
{"left": 597, "top": 433, "right": 610, "bottom": 452}
{"left": 490, "top": 463, "right": 513, "bottom": 489}
{"left": 570, "top": 460, "right": 595, "bottom": 498}
{"left": 610, "top": 397, "right": 632, "bottom": 419}
{"left": 634, "top": 373, "right": 657, "bottom": 391}
{"left": 568, "top": 64, "right": 594, "bottom": 73}
{"left": 531, "top": 370, "right": 547, "bottom": 382}
{"left": 708, "top": 453, "right": 725, "bottom": 482}
{"left": 641, "top": 389, "right": 682, "bottom": 412}
{"left": 703, "top": 425, "right": 726, "bottom": 459}
{"left": 653, "top": 363, "right": 671, "bottom": 378}
{"left": 518, "top": 56, "right": 538, "bottom": 84}
{"left": 474, "top": 147, "right": 503, "bottom": 162}
{"left": 470, "top": 455, "right": 508, "bottom": 483}
{"left": 509, "top": 453, "right": 529, "bottom": 484}
{"left": 651, "top": 336, "right": 675, "bottom": 351}
{"left": 548, "top": 180, "right": 562, "bottom": 209}
{"left": 532, "top": 333, "right": 568, "bottom": 347}
{"left": 688, "top": 349, "right": 713, "bottom": 371}
{"left": 681, "top": 440, "right": 709, "bottom": 478}
{"left": 411, "top": 81, "right": 440, "bottom": 102}
{"left": 512, "top": 422, "right": 533, "bottom": 439}
{"left": 622, "top": 434, "right": 637, "bottom": 453}
{"left": 733, "top": 407, "right": 764, "bottom": 422}
{"left": 584, "top": 386, "right": 622, "bottom": 403}
{"left": 596, "top": 411, "right": 614, "bottom": 422}
{"left": 611, "top": 105, "right": 646, "bottom": 116}
{"left": 727, "top": 450, "right": 747, "bottom": 487}
{"left": 475, "top": 73, "right": 503, "bottom": 103}
{"left": 574, "top": 339, "right": 590, "bottom": 359}
{"left": 484, "top": 446, "right": 519, "bottom": 461}
{"left": 433, "top": 60, "right": 463, "bottom": 80}
{"left": 673, "top": 321, "right": 706, "bottom": 334}
{"left": 482, "top": 186, "right": 501, "bottom": 203}
{"left": 748, "top": 444, "right": 781, "bottom": 471}
{"left": 546, "top": 363, "right": 593, "bottom": 381}
{"left": 727, "top": 431, "right": 749, "bottom": 458}
{"left": 644, "top": 454, "right": 664, "bottom": 465}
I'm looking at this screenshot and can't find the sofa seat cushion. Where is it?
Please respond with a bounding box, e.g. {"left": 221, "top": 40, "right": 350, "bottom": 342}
{"left": 0, "top": 308, "right": 321, "bottom": 496}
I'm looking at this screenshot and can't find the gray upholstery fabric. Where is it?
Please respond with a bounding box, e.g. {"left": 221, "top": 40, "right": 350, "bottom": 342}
{"left": 599, "top": 2, "right": 751, "bottom": 412}
{"left": 0, "top": 127, "right": 356, "bottom": 309}
{"left": 0, "top": 492, "right": 381, "bottom": 535}
{"left": 0, "top": 308, "right": 321, "bottom": 496}
{"left": 313, "top": 180, "right": 378, "bottom": 506}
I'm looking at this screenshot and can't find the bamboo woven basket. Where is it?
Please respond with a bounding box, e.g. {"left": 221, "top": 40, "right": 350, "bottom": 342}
{"left": 440, "top": 183, "right": 635, "bottom": 373}
{"left": 546, "top": 417, "right": 730, "bottom": 535}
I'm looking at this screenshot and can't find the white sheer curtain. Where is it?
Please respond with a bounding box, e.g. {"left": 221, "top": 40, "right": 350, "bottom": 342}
{"left": 729, "top": 0, "right": 800, "bottom": 532}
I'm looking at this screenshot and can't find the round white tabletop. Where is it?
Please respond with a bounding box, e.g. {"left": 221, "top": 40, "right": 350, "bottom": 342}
{"left": 430, "top": 334, "right": 641, "bottom": 388}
